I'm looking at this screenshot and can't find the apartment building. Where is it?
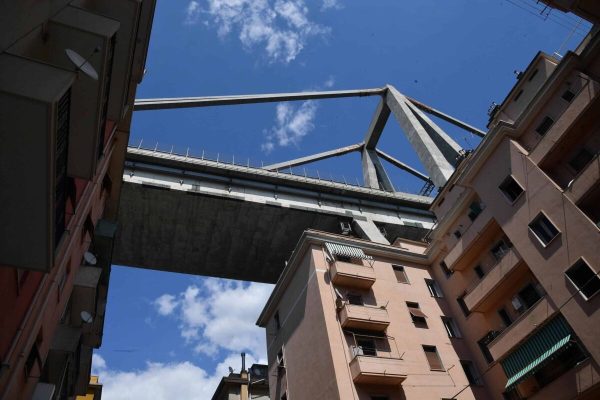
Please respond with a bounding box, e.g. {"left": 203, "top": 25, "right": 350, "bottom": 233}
{"left": 211, "top": 360, "right": 269, "bottom": 400}
{"left": 257, "top": 231, "right": 489, "bottom": 400}
{"left": 427, "top": 27, "right": 600, "bottom": 400}
{"left": 256, "top": 21, "right": 600, "bottom": 400}
{"left": 0, "top": 1, "right": 155, "bottom": 399}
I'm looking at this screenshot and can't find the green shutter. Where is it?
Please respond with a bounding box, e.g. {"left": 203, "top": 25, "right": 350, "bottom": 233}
{"left": 501, "top": 315, "right": 573, "bottom": 390}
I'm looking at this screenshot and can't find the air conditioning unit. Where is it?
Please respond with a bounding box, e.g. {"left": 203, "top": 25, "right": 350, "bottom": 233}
{"left": 7, "top": 5, "right": 120, "bottom": 179}
{"left": 0, "top": 54, "right": 75, "bottom": 271}
{"left": 72, "top": 0, "right": 144, "bottom": 120}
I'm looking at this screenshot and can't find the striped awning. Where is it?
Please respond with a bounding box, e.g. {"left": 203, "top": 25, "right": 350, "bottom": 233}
{"left": 325, "top": 242, "right": 373, "bottom": 261}
{"left": 501, "top": 315, "right": 573, "bottom": 390}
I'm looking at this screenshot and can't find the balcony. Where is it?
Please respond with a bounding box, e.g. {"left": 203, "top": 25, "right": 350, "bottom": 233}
{"left": 566, "top": 153, "right": 599, "bottom": 204}
{"left": 463, "top": 247, "right": 524, "bottom": 313}
{"left": 443, "top": 209, "right": 497, "bottom": 271}
{"left": 339, "top": 303, "right": 390, "bottom": 332}
{"left": 331, "top": 261, "right": 376, "bottom": 289}
{"left": 488, "top": 297, "right": 557, "bottom": 361}
{"left": 347, "top": 334, "right": 406, "bottom": 385}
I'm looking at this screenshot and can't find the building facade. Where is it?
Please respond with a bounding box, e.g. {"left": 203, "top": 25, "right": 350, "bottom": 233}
{"left": 257, "top": 24, "right": 600, "bottom": 400}
{"left": 257, "top": 231, "right": 489, "bottom": 400}
{"left": 211, "top": 360, "right": 269, "bottom": 400}
{"left": 0, "top": 1, "right": 155, "bottom": 399}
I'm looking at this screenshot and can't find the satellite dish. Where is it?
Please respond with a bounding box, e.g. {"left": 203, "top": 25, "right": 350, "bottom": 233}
{"left": 83, "top": 251, "right": 97, "bottom": 266}
{"left": 65, "top": 48, "right": 99, "bottom": 80}
{"left": 81, "top": 311, "right": 94, "bottom": 324}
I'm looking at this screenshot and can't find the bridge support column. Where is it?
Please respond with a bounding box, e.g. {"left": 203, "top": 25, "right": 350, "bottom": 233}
{"left": 352, "top": 218, "right": 390, "bottom": 245}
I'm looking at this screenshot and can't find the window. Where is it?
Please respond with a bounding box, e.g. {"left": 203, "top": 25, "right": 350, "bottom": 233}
{"left": 499, "top": 176, "right": 524, "bottom": 203}
{"left": 478, "top": 337, "right": 495, "bottom": 364}
{"left": 561, "top": 89, "right": 575, "bottom": 102}
{"left": 423, "top": 345, "right": 444, "bottom": 370}
{"left": 517, "top": 283, "right": 542, "bottom": 309}
{"left": 468, "top": 200, "right": 484, "bottom": 221}
{"left": 425, "top": 279, "right": 443, "bottom": 298}
{"left": 513, "top": 89, "right": 523, "bottom": 102}
{"left": 529, "top": 213, "right": 559, "bottom": 246}
{"left": 280, "top": 393, "right": 287, "bottom": 400}
{"left": 440, "top": 261, "right": 453, "bottom": 278}
{"left": 274, "top": 311, "right": 281, "bottom": 330}
{"left": 491, "top": 240, "right": 510, "bottom": 261}
{"left": 277, "top": 348, "right": 285, "bottom": 367}
{"left": 498, "top": 308, "right": 512, "bottom": 327}
{"left": 407, "top": 302, "right": 428, "bottom": 328}
{"left": 503, "top": 389, "right": 523, "bottom": 400}
{"left": 528, "top": 68, "right": 538, "bottom": 81}
{"left": 357, "top": 337, "right": 377, "bottom": 356}
{"left": 457, "top": 295, "right": 470, "bottom": 317}
{"left": 568, "top": 148, "right": 594, "bottom": 173}
{"left": 461, "top": 360, "right": 482, "bottom": 385}
{"left": 24, "top": 344, "right": 41, "bottom": 376}
{"left": 535, "top": 116, "right": 554, "bottom": 135}
{"left": 566, "top": 259, "right": 600, "bottom": 300}
{"left": 392, "top": 265, "right": 409, "bottom": 284}
{"left": 347, "top": 293, "right": 363, "bottom": 306}
{"left": 441, "top": 316, "right": 461, "bottom": 338}
{"left": 370, "top": 397, "right": 389, "bottom": 400}
{"left": 474, "top": 265, "right": 485, "bottom": 279}
{"left": 453, "top": 230, "right": 462, "bottom": 239}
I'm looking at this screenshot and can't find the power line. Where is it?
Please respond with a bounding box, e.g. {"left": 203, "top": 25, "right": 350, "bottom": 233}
{"left": 503, "top": 0, "right": 590, "bottom": 37}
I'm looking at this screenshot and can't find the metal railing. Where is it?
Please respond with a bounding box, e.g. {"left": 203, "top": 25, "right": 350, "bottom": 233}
{"left": 127, "top": 142, "right": 425, "bottom": 195}
{"left": 345, "top": 332, "right": 402, "bottom": 360}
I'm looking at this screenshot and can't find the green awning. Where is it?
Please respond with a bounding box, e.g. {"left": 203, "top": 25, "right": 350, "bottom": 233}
{"left": 501, "top": 315, "right": 573, "bottom": 390}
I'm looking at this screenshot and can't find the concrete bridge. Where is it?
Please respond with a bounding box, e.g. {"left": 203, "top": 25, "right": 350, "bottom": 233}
{"left": 112, "top": 86, "right": 485, "bottom": 283}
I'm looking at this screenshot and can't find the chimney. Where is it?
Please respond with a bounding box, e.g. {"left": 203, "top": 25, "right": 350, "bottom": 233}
{"left": 241, "top": 352, "right": 246, "bottom": 372}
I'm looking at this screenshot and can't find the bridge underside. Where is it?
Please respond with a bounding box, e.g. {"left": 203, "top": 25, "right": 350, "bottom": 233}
{"left": 112, "top": 148, "right": 434, "bottom": 283}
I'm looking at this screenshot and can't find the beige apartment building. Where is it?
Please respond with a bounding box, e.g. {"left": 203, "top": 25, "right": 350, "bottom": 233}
{"left": 257, "top": 22, "right": 600, "bottom": 400}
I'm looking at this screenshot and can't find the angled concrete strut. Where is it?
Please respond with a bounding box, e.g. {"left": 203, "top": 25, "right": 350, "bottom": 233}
{"left": 134, "top": 85, "right": 486, "bottom": 191}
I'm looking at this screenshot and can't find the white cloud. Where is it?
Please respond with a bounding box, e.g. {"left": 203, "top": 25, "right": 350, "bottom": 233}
{"left": 184, "top": 0, "right": 331, "bottom": 63}
{"left": 262, "top": 100, "right": 317, "bottom": 154}
{"left": 152, "top": 278, "right": 273, "bottom": 359}
{"left": 324, "top": 75, "right": 335, "bottom": 88}
{"left": 322, "top": 0, "right": 342, "bottom": 10}
{"left": 154, "top": 294, "right": 178, "bottom": 316}
{"left": 184, "top": 1, "right": 201, "bottom": 25}
{"left": 91, "top": 352, "right": 265, "bottom": 400}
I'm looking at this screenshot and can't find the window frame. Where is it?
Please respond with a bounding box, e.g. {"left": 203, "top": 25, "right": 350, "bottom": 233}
{"left": 499, "top": 175, "right": 525, "bottom": 204}
{"left": 528, "top": 212, "right": 560, "bottom": 247}
{"left": 422, "top": 345, "right": 444, "bottom": 371}
{"left": 425, "top": 278, "right": 443, "bottom": 298}
{"left": 407, "top": 302, "right": 428, "bottom": 328}
{"left": 535, "top": 116, "right": 554, "bottom": 136}
{"left": 441, "top": 316, "right": 461, "bottom": 338}
{"left": 392, "top": 264, "right": 409, "bottom": 284}
{"left": 565, "top": 258, "right": 600, "bottom": 301}
{"left": 460, "top": 360, "right": 482, "bottom": 386}
{"left": 568, "top": 147, "right": 594, "bottom": 174}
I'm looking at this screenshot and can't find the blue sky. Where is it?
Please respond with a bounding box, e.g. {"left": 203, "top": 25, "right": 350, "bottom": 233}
{"left": 94, "top": 1, "right": 590, "bottom": 398}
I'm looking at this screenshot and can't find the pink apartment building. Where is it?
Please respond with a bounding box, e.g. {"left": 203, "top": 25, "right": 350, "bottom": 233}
{"left": 257, "top": 19, "right": 600, "bottom": 400}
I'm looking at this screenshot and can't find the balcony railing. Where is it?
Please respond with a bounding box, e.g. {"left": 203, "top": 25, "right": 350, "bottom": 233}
{"left": 443, "top": 209, "right": 496, "bottom": 271}
{"left": 463, "top": 247, "right": 523, "bottom": 312}
{"left": 330, "top": 261, "right": 376, "bottom": 289}
{"left": 346, "top": 332, "right": 407, "bottom": 385}
{"left": 339, "top": 302, "right": 390, "bottom": 332}
{"left": 488, "top": 296, "right": 557, "bottom": 361}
